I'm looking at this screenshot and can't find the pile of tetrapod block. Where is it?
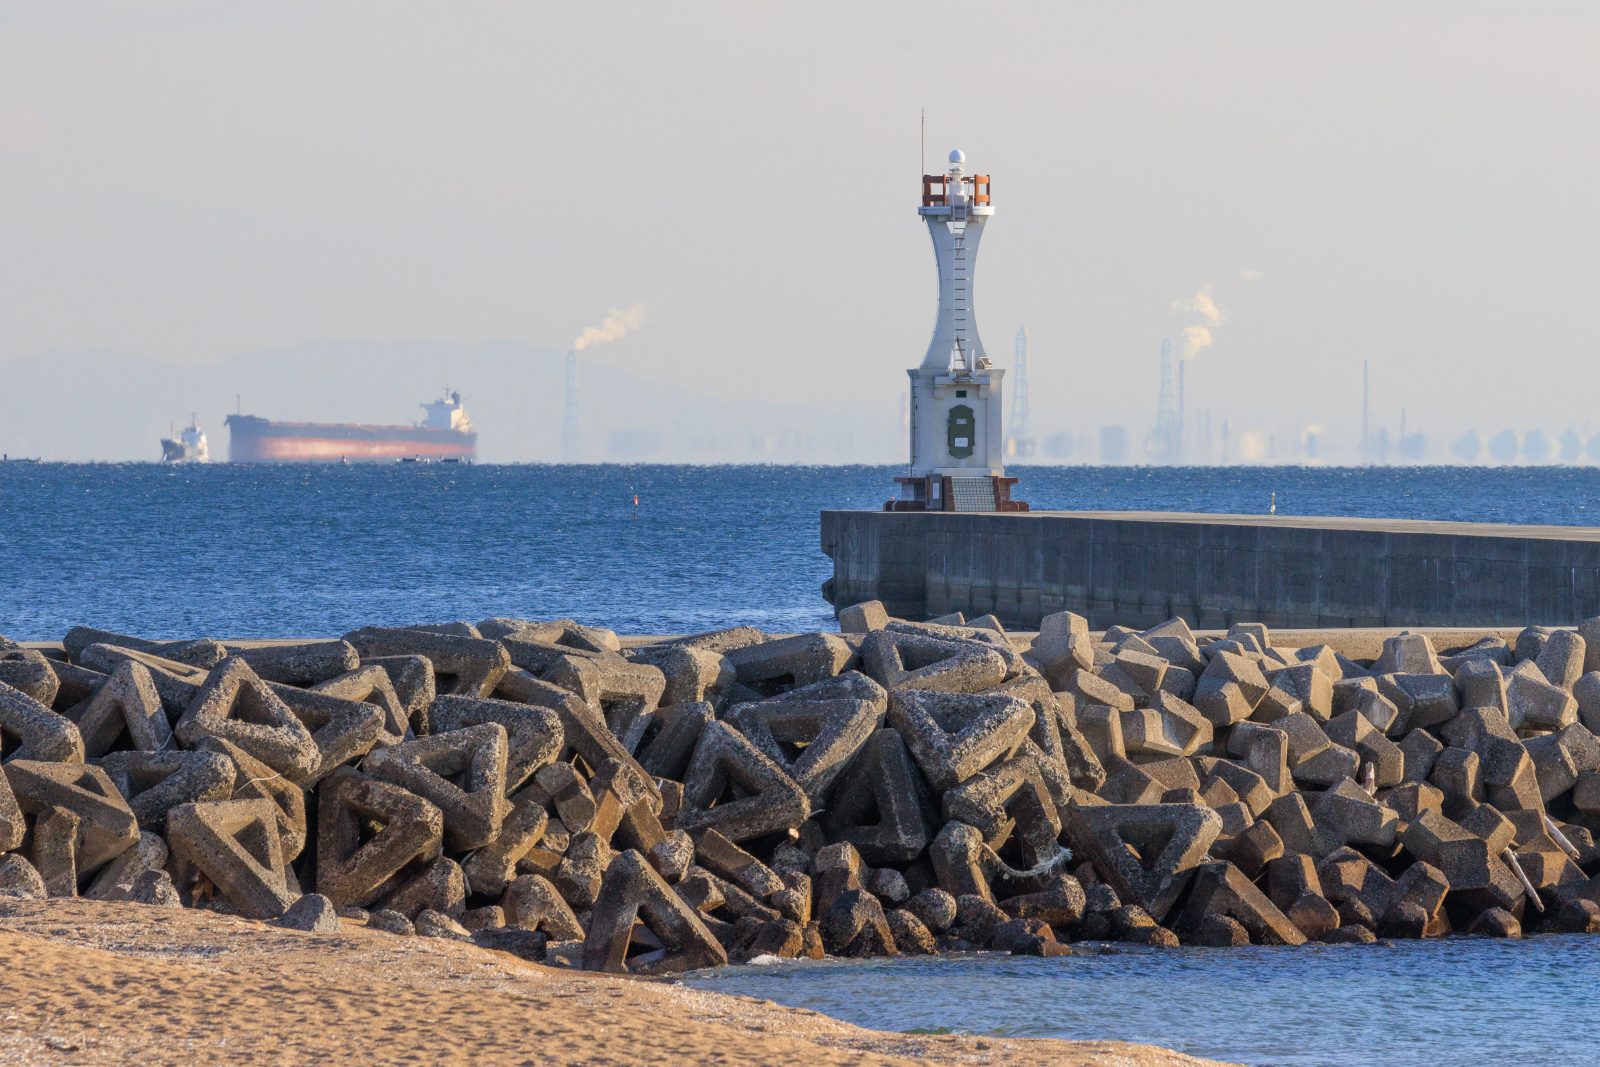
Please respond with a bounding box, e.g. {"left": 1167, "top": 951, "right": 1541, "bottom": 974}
{"left": 2, "top": 607, "right": 1600, "bottom": 973}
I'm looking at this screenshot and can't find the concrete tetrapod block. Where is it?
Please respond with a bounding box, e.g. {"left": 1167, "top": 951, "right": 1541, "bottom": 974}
{"left": 100, "top": 750, "right": 236, "bottom": 829}
{"left": 311, "top": 665, "right": 410, "bottom": 744}
{"left": 64, "top": 627, "right": 226, "bottom": 669}
{"left": 582, "top": 849, "right": 727, "bottom": 975}
{"left": 691, "top": 827, "right": 785, "bottom": 901}
{"left": 361, "top": 655, "right": 436, "bottom": 733}
{"left": 1507, "top": 669, "right": 1577, "bottom": 732}
{"left": 532, "top": 653, "right": 665, "bottom": 755}
{"left": 1065, "top": 803, "right": 1222, "bottom": 924}
{"left": 175, "top": 658, "right": 319, "bottom": 784}
{"left": 43, "top": 660, "right": 108, "bottom": 714}
{"left": 1375, "top": 673, "right": 1460, "bottom": 735}
{"left": 941, "top": 755, "right": 1061, "bottom": 863}
{"left": 1312, "top": 778, "right": 1399, "bottom": 849}
{"left": 503, "top": 873, "right": 586, "bottom": 940}
{"left": 0, "top": 681, "right": 85, "bottom": 764}
{"left": 885, "top": 620, "right": 1026, "bottom": 678}
{"left": 1537, "top": 630, "right": 1587, "bottom": 692}
{"left": 85, "top": 830, "right": 169, "bottom": 900}
{"left": 1401, "top": 810, "right": 1521, "bottom": 911}
{"left": 1455, "top": 659, "right": 1510, "bottom": 714}
{"left": 1264, "top": 663, "right": 1334, "bottom": 721}
{"left": 624, "top": 646, "right": 733, "bottom": 709}
{"left": 196, "top": 736, "right": 309, "bottom": 861}
{"left": 1264, "top": 854, "right": 1340, "bottom": 940}
{"left": 497, "top": 672, "right": 660, "bottom": 809}
{"left": 269, "top": 683, "right": 386, "bottom": 785}
{"left": 0, "top": 648, "right": 60, "bottom": 705}
{"left": 675, "top": 721, "right": 810, "bottom": 843}
{"left": 77, "top": 644, "right": 206, "bottom": 717}
{"left": 1178, "top": 861, "right": 1308, "bottom": 946}
{"left": 839, "top": 600, "right": 891, "bottom": 634}
{"left": 278, "top": 892, "right": 341, "bottom": 933}
{"left": 819, "top": 888, "right": 898, "bottom": 957}
{"left": 0, "top": 759, "right": 24, "bottom": 853}
{"left": 343, "top": 626, "right": 511, "bottom": 697}
{"left": 167, "top": 798, "right": 295, "bottom": 919}
{"left": 821, "top": 727, "right": 935, "bottom": 864}
{"left": 33, "top": 806, "right": 81, "bottom": 896}
{"left": 381, "top": 857, "right": 467, "bottom": 920}
{"left": 886, "top": 690, "right": 1034, "bottom": 793}
{"left": 1054, "top": 696, "right": 1111, "bottom": 792}
{"left": 728, "top": 697, "right": 882, "bottom": 802}
{"left": 529, "top": 762, "right": 597, "bottom": 833}
{"left": 62, "top": 660, "right": 170, "bottom": 757}
{"left": 462, "top": 786, "right": 549, "bottom": 896}
{"left": 0, "top": 853, "right": 47, "bottom": 899}
{"left": 861, "top": 631, "right": 1008, "bottom": 694}
{"left": 430, "top": 694, "right": 564, "bottom": 793}
{"left": 636, "top": 701, "right": 714, "bottom": 782}
{"left": 1193, "top": 651, "right": 1269, "bottom": 726}
{"left": 1373, "top": 634, "right": 1444, "bottom": 676}
{"left": 724, "top": 634, "right": 853, "bottom": 698}
{"left": 227, "top": 641, "right": 360, "bottom": 687}
{"left": 315, "top": 767, "right": 444, "bottom": 909}
{"left": 363, "top": 723, "right": 510, "bottom": 851}
{"left": 5, "top": 759, "right": 138, "bottom": 874}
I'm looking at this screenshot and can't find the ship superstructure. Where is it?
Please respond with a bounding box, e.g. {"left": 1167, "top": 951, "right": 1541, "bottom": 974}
{"left": 225, "top": 389, "right": 477, "bottom": 463}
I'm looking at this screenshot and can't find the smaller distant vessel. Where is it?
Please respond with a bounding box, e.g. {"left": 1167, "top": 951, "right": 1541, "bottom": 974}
{"left": 160, "top": 415, "right": 210, "bottom": 464}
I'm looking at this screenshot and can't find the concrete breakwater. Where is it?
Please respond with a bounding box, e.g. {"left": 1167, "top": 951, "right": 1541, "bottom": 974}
{"left": 1, "top": 610, "right": 1599, "bottom": 975}
{"left": 820, "top": 510, "right": 1600, "bottom": 629}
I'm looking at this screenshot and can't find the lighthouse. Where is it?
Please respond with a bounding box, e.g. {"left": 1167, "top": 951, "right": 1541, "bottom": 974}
{"left": 889, "top": 149, "right": 1027, "bottom": 512}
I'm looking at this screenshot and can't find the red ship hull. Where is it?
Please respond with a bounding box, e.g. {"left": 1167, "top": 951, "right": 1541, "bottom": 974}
{"left": 225, "top": 415, "right": 476, "bottom": 463}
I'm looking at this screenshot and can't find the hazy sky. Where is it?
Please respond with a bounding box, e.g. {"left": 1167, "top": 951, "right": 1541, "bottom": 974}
{"left": 3, "top": 3, "right": 1597, "bottom": 461}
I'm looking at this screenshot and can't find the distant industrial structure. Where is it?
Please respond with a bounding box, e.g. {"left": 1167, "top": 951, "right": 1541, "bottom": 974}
{"left": 1150, "top": 338, "right": 1185, "bottom": 464}
{"left": 889, "top": 149, "right": 1025, "bottom": 511}
{"left": 1005, "top": 325, "right": 1035, "bottom": 460}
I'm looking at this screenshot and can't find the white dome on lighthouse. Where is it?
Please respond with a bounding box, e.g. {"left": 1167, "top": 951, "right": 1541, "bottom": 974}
{"left": 948, "top": 148, "right": 965, "bottom": 164}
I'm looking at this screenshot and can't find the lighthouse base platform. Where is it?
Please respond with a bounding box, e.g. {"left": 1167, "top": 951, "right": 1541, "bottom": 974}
{"left": 886, "top": 474, "right": 1028, "bottom": 513}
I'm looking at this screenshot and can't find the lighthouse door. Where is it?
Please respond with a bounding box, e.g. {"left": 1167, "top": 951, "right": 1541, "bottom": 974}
{"left": 947, "top": 404, "right": 975, "bottom": 459}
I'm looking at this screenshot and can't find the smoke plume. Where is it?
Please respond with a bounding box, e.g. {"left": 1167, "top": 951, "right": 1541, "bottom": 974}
{"left": 1171, "top": 286, "right": 1224, "bottom": 359}
{"left": 573, "top": 304, "right": 647, "bottom": 351}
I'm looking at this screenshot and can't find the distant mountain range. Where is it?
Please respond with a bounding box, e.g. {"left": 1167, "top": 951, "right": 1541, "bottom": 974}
{"left": 0, "top": 341, "right": 902, "bottom": 463}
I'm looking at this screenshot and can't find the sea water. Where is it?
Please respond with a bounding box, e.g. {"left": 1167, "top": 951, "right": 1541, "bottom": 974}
{"left": 681, "top": 937, "right": 1600, "bottom": 1066}
{"left": 4, "top": 462, "right": 1600, "bottom": 641}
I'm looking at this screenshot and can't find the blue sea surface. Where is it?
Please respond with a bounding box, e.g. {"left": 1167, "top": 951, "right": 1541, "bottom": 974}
{"left": 682, "top": 938, "right": 1600, "bottom": 1067}
{"left": 4, "top": 463, "right": 1600, "bottom": 641}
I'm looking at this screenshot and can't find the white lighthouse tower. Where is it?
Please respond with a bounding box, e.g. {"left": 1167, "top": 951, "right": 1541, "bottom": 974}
{"left": 891, "top": 149, "right": 1026, "bottom": 512}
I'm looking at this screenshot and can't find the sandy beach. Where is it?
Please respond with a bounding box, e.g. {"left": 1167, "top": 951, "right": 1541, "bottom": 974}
{"left": 0, "top": 899, "right": 1227, "bottom": 1067}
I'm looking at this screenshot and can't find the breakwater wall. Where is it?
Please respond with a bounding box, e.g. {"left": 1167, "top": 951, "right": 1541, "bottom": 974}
{"left": 820, "top": 510, "right": 1600, "bottom": 629}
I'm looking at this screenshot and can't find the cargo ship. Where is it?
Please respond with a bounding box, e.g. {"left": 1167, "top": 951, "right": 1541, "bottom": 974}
{"left": 160, "top": 415, "right": 210, "bottom": 463}
{"left": 225, "top": 390, "right": 477, "bottom": 463}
